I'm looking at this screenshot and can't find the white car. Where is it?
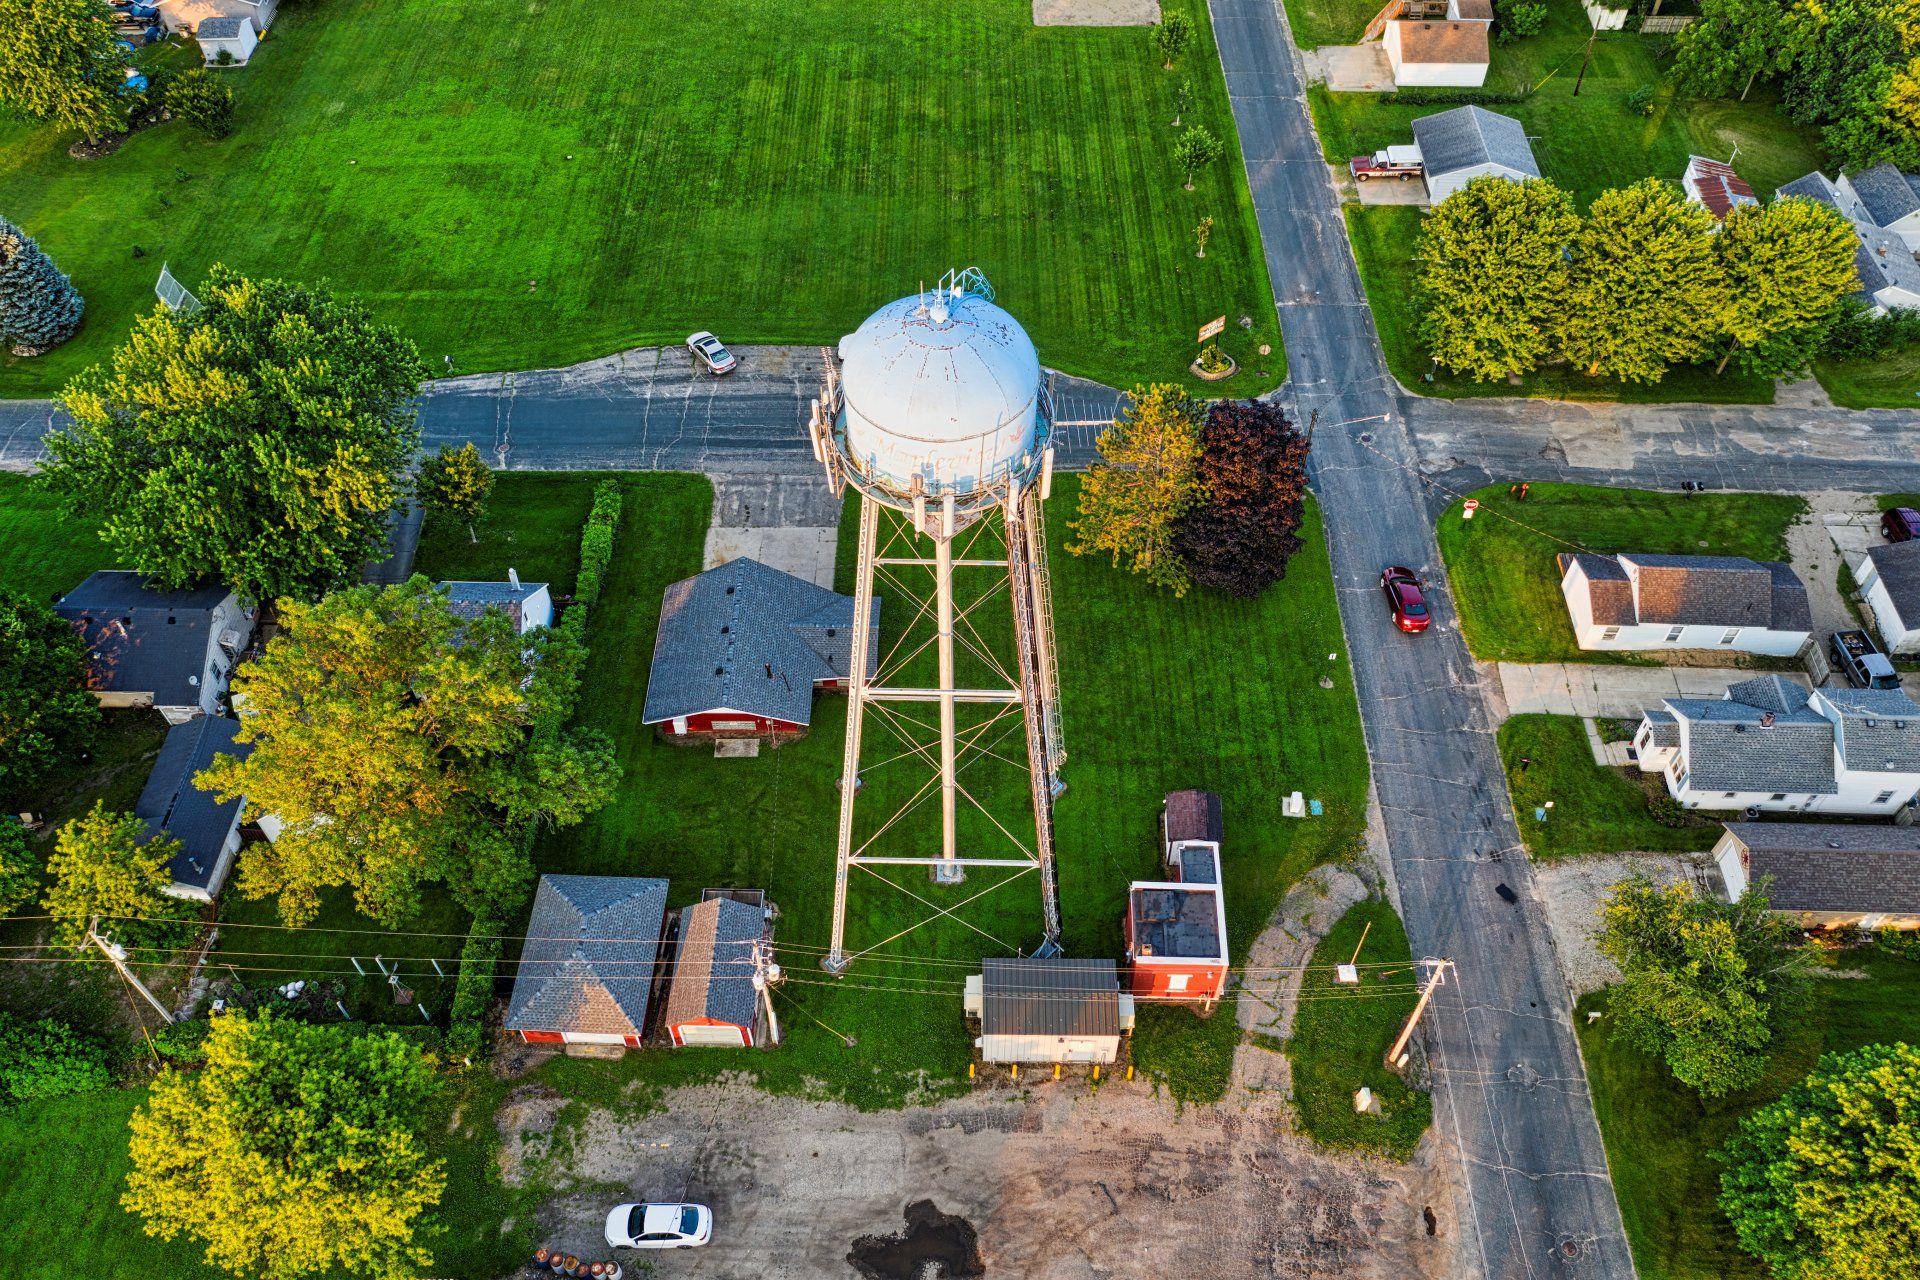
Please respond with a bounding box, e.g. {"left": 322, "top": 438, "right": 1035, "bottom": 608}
{"left": 605, "top": 1202, "right": 714, "bottom": 1250}
{"left": 685, "top": 331, "right": 737, "bottom": 375}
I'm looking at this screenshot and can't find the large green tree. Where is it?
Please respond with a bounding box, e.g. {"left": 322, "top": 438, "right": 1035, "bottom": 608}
{"left": 42, "top": 268, "right": 426, "bottom": 605}
{"left": 124, "top": 1012, "right": 446, "bottom": 1280}
{"left": 42, "top": 801, "right": 196, "bottom": 949}
{"left": 1416, "top": 176, "right": 1581, "bottom": 382}
{"left": 1560, "top": 180, "right": 1728, "bottom": 384}
{"left": 1718, "top": 1042, "right": 1920, "bottom": 1280}
{"left": 1597, "top": 874, "right": 1812, "bottom": 1096}
{"left": 1713, "top": 197, "right": 1862, "bottom": 377}
{"left": 0, "top": 819, "right": 36, "bottom": 917}
{"left": 1673, "top": 0, "right": 1813, "bottom": 99}
{"left": 0, "top": 0, "right": 130, "bottom": 144}
{"left": 414, "top": 441, "right": 494, "bottom": 543}
{"left": 1067, "top": 383, "right": 1206, "bottom": 596}
{"left": 0, "top": 589, "right": 98, "bottom": 803}
{"left": 198, "top": 577, "right": 616, "bottom": 926}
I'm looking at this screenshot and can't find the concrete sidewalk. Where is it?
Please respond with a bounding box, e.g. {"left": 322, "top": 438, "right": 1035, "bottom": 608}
{"left": 1498, "top": 662, "right": 1752, "bottom": 718}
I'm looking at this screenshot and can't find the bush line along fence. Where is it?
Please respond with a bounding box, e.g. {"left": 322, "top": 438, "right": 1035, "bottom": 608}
{"left": 445, "top": 480, "right": 625, "bottom": 1060}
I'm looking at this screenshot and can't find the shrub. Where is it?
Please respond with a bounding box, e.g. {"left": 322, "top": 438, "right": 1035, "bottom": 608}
{"left": 1625, "top": 83, "right": 1658, "bottom": 115}
{"left": 164, "top": 68, "right": 233, "bottom": 138}
{"left": 446, "top": 925, "right": 503, "bottom": 1059}
{"left": 1875, "top": 927, "right": 1920, "bottom": 962}
{"left": 1382, "top": 88, "right": 1531, "bottom": 104}
{"left": 0, "top": 1012, "right": 112, "bottom": 1105}
{"left": 1645, "top": 788, "right": 1689, "bottom": 827}
{"left": 0, "top": 818, "right": 36, "bottom": 916}
{"left": 150, "top": 1018, "right": 212, "bottom": 1063}
{"left": 1495, "top": 0, "right": 1548, "bottom": 40}
{"left": 1822, "top": 300, "right": 1920, "bottom": 360}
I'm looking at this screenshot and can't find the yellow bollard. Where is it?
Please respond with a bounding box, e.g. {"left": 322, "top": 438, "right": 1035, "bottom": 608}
{"left": 1011, "top": 1063, "right": 1019, "bottom": 1080}
{"left": 1054, "top": 1063, "right": 1062, "bottom": 1080}
{"left": 1092, "top": 1063, "right": 1100, "bottom": 1082}
{"left": 1126, "top": 1064, "right": 1135, "bottom": 1081}
{"left": 968, "top": 1061, "right": 975, "bottom": 1081}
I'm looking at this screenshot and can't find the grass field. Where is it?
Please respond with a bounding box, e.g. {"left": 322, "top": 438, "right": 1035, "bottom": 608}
{"left": 433, "top": 472, "right": 1374, "bottom": 1108}
{"left": 0, "top": 0, "right": 1281, "bottom": 399}
{"left": 1434, "top": 483, "right": 1807, "bottom": 663}
{"left": 0, "top": 473, "right": 113, "bottom": 602}
{"left": 1283, "top": 0, "right": 1387, "bottom": 48}
{"left": 1308, "top": 0, "right": 1834, "bottom": 403}
{"left": 1498, "top": 715, "right": 1724, "bottom": 857}
{"left": 1288, "top": 898, "right": 1430, "bottom": 1158}
{"left": 1580, "top": 947, "right": 1920, "bottom": 1280}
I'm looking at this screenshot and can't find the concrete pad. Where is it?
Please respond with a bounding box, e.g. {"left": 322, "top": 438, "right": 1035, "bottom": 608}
{"left": 1353, "top": 173, "right": 1430, "bottom": 206}
{"left": 1306, "top": 43, "right": 1395, "bottom": 91}
{"left": 703, "top": 526, "right": 838, "bottom": 588}
{"left": 703, "top": 473, "right": 842, "bottom": 588}
{"left": 1033, "top": 0, "right": 1157, "bottom": 23}
{"left": 1497, "top": 662, "right": 1750, "bottom": 718}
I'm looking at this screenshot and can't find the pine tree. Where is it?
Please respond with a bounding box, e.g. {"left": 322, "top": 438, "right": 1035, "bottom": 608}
{"left": 0, "top": 218, "right": 83, "bottom": 355}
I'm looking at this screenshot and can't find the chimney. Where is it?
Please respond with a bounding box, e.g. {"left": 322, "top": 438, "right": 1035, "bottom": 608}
{"left": 508, "top": 567, "right": 520, "bottom": 590}
{"left": 1762, "top": 711, "right": 1775, "bottom": 727}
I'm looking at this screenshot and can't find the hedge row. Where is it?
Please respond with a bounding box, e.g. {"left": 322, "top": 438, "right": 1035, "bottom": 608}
{"left": 1381, "top": 88, "right": 1532, "bottom": 105}
{"left": 446, "top": 479, "right": 625, "bottom": 1059}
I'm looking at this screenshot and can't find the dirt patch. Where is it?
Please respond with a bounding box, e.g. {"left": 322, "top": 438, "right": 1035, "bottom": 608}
{"left": 1033, "top": 0, "right": 1158, "bottom": 23}
{"left": 849, "top": 1200, "right": 985, "bottom": 1279}
{"left": 1790, "top": 491, "right": 1880, "bottom": 643}
{"left": 1531, "top": 853, "right": 1719, "bottom": 997}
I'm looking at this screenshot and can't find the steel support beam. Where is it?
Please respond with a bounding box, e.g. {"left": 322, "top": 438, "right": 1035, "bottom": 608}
{"left": 823, "top": 494, "right": 878, "bottom": 974}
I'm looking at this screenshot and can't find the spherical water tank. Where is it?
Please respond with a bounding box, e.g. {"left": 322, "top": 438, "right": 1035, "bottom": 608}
{"left": 834, "top": 286, "right": 1048, "bottom": 507}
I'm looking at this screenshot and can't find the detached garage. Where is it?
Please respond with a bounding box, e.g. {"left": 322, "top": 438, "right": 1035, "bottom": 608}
{"left": 966, "top": 958, "right": 1133, "bottom": 1065}
{"left": 662, "top": 895, "right": 771, "bottom": 1048}
{"left": 504, "top": 875, "right": 668, "bottom": 1050}
{"left": 1410, "top": 105, "right": 1541, "bottom": 204}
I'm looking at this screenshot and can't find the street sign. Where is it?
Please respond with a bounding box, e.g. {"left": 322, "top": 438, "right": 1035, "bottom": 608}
{"left": 1463, "top": 498, "right": 1480, "bottom": 520}
{"left": 1197, "top": 315, "right": 1226, "bottom": 343}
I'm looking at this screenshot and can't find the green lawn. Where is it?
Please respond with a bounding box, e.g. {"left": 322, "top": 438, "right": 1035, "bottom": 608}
{"left": 1310, "top": 0, "right": 1836, "bottom": 403}
{"left": 1435, "top": 482, "right": 1807, "bottom": 663}
{"left": 0, "top": 0, "right": 1281, "bottom": 399}
{"left": 1283, "top": 0, "right": 1389, "bottom": 49}
{"left": 1816, "top": 348, "right": 1920, "bottom": 409}
{"left": 1498, "top": 715, "right": 1724, "bottom": 857}
{"left": 497, "top": 474, "right": 1367, "bottom": 1108}
{"left": 1580, "top": 947, "right": 1920, "bottom": 1280}
{"left": 0, "top": 472, "right": 114, "bottom": 602}
{"left": 1288, "top": 898, "right": 1431, "bottom": 1158}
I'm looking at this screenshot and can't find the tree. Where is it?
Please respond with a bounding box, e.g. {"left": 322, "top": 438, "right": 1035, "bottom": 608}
{"left": 0, "top": 0, "right": 130, "bottom": 144}
{"left": 42, "top": 267, "right": 426, "bottom": 605}
{"left": 1718, "top": 1042, "right": 1920, "bottom": 1280}
{"left": 42, "top": 802, "right": 197, "bottom": 949}
{"left": 198, "top": 577, "right": 616, "bottom": 927}
{"left": 0, "top": 217, "right": 84, "bottom": 355}
{"left": 1559, "top": 179, "right": 1728, "bottom": 383}
{"left": 1493, "top": 0, "right": 1548, "bottom": 41}
{"left": 1712, "top": 197, "right": 1861, "bottom": 377}
{"left": 1171, "top": 400, "right": 1310, "bottom": 598}
{"left": 1673, "top": 0, "right": 1810, "bottom": 99}
{"left": 415, "top": 442, "right": 495, "bottom": 543}
{"left": 1153, "top": 11, "right": 1195, "bottom": 68}
{"left": 163, "top": 68, "right": 233, "bottom": 139}
{"left": 1596, "top": 875, "right": 1812, "bottom": 1096}
{"left": 124, "top": 1012, "right": 446, "bottom": 1280}
{"left": 1067, "top": 384, "right": 1206, "bottom": 596}
{"left": 0, "top": 819, "right": 35, "bottom": 917}
{"left": 0, "top": 589, "right": 99, "bottom": 803}
{"left": 1172, "top": 125, "right": 1224, "bottom": 190}
{"left": 1415, "top": 176, "right": 1581, "bottom": 382}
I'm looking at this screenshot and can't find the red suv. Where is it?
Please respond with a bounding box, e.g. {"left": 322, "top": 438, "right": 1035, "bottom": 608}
{"left": 1380, "top": 567, "right": 1431, "bottom": 633}
{"left": 1883, "top": 507, "right": 1920, "bottom": 543}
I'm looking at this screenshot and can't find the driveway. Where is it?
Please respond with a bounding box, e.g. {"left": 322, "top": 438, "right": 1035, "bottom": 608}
{"left": 1496, "top": 663, "right": 1754, "bottom": 719}
{"left": 1211, "top": 0, "right": 1635, "bottom": 1273}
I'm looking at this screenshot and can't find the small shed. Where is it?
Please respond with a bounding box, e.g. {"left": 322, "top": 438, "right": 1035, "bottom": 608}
{"left": 1411, "top": 106, "right": 1540, "bottom": 203}
{"left": 441, "top": 572, "right": 554, "bottom": 636}
{"left": 966, "top": 958, "right": 1131, "bottom": 1065}
{"left": 196, "top": 14, "right": 258, "bottom": 64}
{"left": 662, "top": 896, "right": 768, "bottom": 1048}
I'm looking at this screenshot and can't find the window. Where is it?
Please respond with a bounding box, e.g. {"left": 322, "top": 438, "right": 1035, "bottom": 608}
{"left": 1166, "top": 973, "right": 1190, "bottom": 992}
{"left": 1770, "top": 794, "right": 1787, "bottom": 801}
{"left": 1724, "top": 791, "right": 1738, "bottom": 799}
{"left": 1876, "top": 791, "right": 1896, "bottom": 805}
{"left": 1601, "top": 626, "right": 1622, "bottom": 641}
{"left": 1720, "top": 628, "right": 1741, "bottom": 645}
{"left": 710, "top": 719, "right": 759, "bottom": 731}
{"left": 1666, "top": 626, "right": 1685, "bottom": 642}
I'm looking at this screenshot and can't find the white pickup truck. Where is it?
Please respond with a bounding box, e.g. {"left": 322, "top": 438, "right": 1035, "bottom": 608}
{"left": 1349, "top": 145, "right": 1424, "bottom": 180}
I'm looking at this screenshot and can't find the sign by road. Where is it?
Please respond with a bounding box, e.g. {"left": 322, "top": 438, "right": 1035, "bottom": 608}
{"left": 1197, "top": 315, "right": 1226, "bottom": 343}
{"left": 1463, "top": 498, "right": 1479, "bottom": 520}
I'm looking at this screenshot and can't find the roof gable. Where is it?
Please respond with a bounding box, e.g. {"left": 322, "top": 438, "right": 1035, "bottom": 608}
{"left": 1850, "top": 163, "right": 1920, "bottom": 227}
{"left": 1411, "top": 106, "right": 1539, "bottom": 179}
{"left": 662, "top": 897, "right": 763, "bottom": 1029}
{"left": 1394, "top": 20, "right": 1489, "bottom": 66}
{"left": 1615, "top": 554, "right": 1807, "bottom": 629}
{"left": 505, "top": 875, "right": 669, "bottom": 1037}
{"left": 981, "top": 958, "right": 1120, "bottom": 1037}
{"left": 135, "top": 716, "right": 251, "bottom": 890}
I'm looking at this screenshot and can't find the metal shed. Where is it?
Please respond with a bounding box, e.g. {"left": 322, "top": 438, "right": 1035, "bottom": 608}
{"left": 196, "top": 15, "right": 258, "bottom": 65}
{"left": 966, "top": 958, "right": 1132, "bottom": 1064}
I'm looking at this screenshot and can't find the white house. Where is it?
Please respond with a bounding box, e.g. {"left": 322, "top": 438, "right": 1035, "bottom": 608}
{"left": 1714, "top": 823, "right": 1920, "bottom": 931}
{"left": 1410, "top": 106, "right": 1539, "bottom": 203}
{"left": 136, "top": 716, "right": 251, "bottom": 901}
{"left": 1856, "top": 539, "right": 1920, "bottom": 655}
{"left": 195, "top": 14, "right": 258, "bottom": 64}
{"left": 1633, "top": 675, "right": 1920, "bottom": 817}
{"left": 966, "top": 959, "right": 1133, "bottom": 1066}
{"left": 1777, "top": 169, "right": 1920, "bottom": 313}
{"left": 1558, "top": 552, "right": 1812, "bottom": 657}
{"left": 441, "top": 571, "right": 553, "bottom": 635}
{"left": 1681, "top": 155, "right": 1758, "bottom": 222}
{"left": 54, "top": 571, "right": 256, "bottom": 724}
{"left": 1384, "top": 18, "right": 1489, "bottom": 88}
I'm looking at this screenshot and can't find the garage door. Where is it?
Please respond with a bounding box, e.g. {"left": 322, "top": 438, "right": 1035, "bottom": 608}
{"left": 678, "top": 1024, "right": 747, "bottom": 1048}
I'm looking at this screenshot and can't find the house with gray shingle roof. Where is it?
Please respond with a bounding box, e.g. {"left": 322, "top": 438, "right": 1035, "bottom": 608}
{"left": 1633, "top": 676, "right": 1920, "bottom": 817}
{"left": 1409, "top": 106, "right": 1540, "bottom": 204}
{"left": 1558, "top": 552, "right": 1812, "bottom": 657}
{"left": 137, "top": 716, "right": 252, "bottom": 901}
{"left": 642, "top": 557, "right": 879, "bottom": 743}
{"left": 54, "top": 571, "right": 256, "bottom": 724}
{"left": 662, "top": 895, "right": 769, "bottom": 1048}
{"left": 1775, "top": 166, "right": 1920, "bottom": 312}
{"left": 440, "top": 570, "right": 552, "bottom": 636}
{"left": 1857, "top": 538, "right": 1920, "bottom": 655}
{"left": 505, "top": 875, "right": 669, "bottom": 1050}
{"left": 1714, "top": 822, "right": 1920, "bottom": 930}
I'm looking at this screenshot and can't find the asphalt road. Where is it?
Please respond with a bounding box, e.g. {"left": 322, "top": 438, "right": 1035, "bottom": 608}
{"left": 1210, "top": 0, "right": 1635, "bottom": 1276}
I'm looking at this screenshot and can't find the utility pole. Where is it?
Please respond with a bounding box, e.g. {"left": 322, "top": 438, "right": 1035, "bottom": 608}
{"left": 1384, "top": 958, "right": 1451, "bottom": 1068}
{"left": 1572, "top": 18, "right": 1599, "bottom": 96}
{"left": 87, "top": 917, "right": 175, "bottom": 1025}
{"left": 751, "top": 939, "right": 782, "bottom": 1047}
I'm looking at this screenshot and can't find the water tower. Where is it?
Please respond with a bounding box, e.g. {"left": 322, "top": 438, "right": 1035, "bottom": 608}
{"left": 807, "top": 269, "right": 1066, "bottom": 972}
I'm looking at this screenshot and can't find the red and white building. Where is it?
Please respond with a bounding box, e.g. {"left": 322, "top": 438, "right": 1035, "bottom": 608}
{"left": 1125, "top": 790, "right": 1229, "bottom": 1009}
{"left": 662, "top": 893, "right": 774, "bottom": 1048}
{"left": 642, "top": 557, "right": 879, "bottom": 743}
{"left": 504, "top": 875, "right": 669, "bottom": 1050}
